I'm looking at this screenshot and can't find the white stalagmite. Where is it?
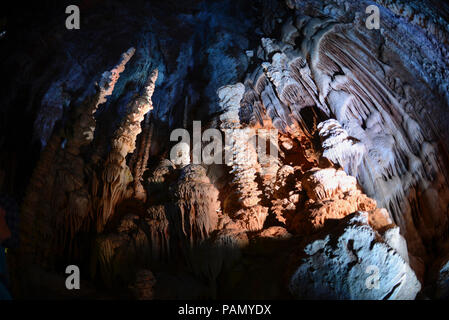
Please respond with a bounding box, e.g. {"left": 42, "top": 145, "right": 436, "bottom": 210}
{"left": 218, "top": 83, "right": 268, "bottom": 230}
{"left": 218, "top": 84, "right": 262, "bottom": 208}
{"left": 98, "top": 68, "right": 159, "bottom": 232}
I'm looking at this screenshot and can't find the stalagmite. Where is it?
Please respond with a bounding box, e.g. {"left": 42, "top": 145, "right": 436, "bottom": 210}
{"left": 96, "top": 68, "right": 158, "bottom": 232}
{"left": 218, "top": 84, "right": 268, "bottom": 231}
{"left": 14, "top": 48, "right": 135, "bottom": 270}
{"left": 169, "top": 165, "right": 219, "bottom": 246}
{"left": 130, "top": 116, "right": 154, "bottom": 201}
{"left": 5, "top": 0, "right": 449, "bottom": 300}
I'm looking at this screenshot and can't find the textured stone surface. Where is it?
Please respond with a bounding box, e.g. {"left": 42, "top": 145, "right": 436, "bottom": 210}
{"left": 289, "top": 212, "right": 421, "bottom": 300}
{"left": 302, "top": 168, "right": 358, "bottom": 201}
{"left": 3, "top": 0, "right": 449, "bottom": 300}
{"left": 170, "top": 164, "right": 220, "bottom": 245}
{"left": 290, "top": 168, "right": 392, "bottom": 235}
{"left": 318, "top": 119, "right": 365, "bottom": 176}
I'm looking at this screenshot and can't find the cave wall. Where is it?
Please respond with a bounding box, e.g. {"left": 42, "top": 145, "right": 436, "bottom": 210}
{"left": 1, "top": 0, "right": 449, "bottom": 299}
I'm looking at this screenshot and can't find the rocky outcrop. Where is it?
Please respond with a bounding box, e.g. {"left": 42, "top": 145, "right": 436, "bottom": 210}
{"left": 289, "top": 168, "right": 393, "bottom": 235}
{"left": 288, "top": 211, "right": 421, "bottom": 300}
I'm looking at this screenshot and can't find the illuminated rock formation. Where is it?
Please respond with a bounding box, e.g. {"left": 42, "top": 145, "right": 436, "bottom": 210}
{"left": 288, "top": 211, "right": 421, "bottom": 300}
{"left": 318, "top": 119, "right": 365, "bottom": 176}
{"left": 15, "top": 48, "right": 135, "bottom": 271}
{"left": 96, "top": 68, "right": 158, "bottom": 232}
{"left": 238, "top": 0, "right": 449, "bottom": 286}
{"left": 3, "top": 0, "right": 449, "bottom": 300}
{"left": 169, "top": 164, "right": 219, "bottom": 246}
{"left": 289, "top": 168, "right": 393, "bottom": 235}
{"left": 218, "top": 84, "right": 268, "bottom": 231}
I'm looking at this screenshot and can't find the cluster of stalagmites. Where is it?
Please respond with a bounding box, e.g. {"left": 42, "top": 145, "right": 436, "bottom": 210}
{"left": 15, "top": 42, "right": 423, "bottom": 299}
{"left": 97, "top": 68, "right": 159, "bottom": 232}
{"left": 11, "top": 0, "right": 449, "bottom": 300}
{"left": 214, "top": 66, "right": 421, "bottom": 298}
{"left": 245, "top": 0, "right": 449, "bottom": 294}
{"left": 14, "top": 48, "right": 138, "bottom": 271}
{"left": 10, "top": 48, "right": 162, "bottom": 296}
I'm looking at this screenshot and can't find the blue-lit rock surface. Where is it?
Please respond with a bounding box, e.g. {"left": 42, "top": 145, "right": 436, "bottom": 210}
{"left": 289, "top": 211, "right": 421, "bottom": 300}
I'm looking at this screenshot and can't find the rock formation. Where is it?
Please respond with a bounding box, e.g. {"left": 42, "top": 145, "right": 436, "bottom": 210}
{"left": 218, "top": 84, "right": 268, "bottom": 231}
{"left": 2, "top": 0, "right": 449, "bottom": 300}
{"left": 95, "top": 68, "right": 158, "bottom": 232}
{"left": 318, "top": 119, "right": 365, "bottom": 176}
{"left": 14, "top": 48, "right": 136, "bottom": 272}
{"left": 169, "top": 165, "right": 219, "bottom": 246}
{"left": 288, "top": 211, "right": 421, "bottom": 300}
{"left": 290, "top": 168, "right": 393, "bottom": 235}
